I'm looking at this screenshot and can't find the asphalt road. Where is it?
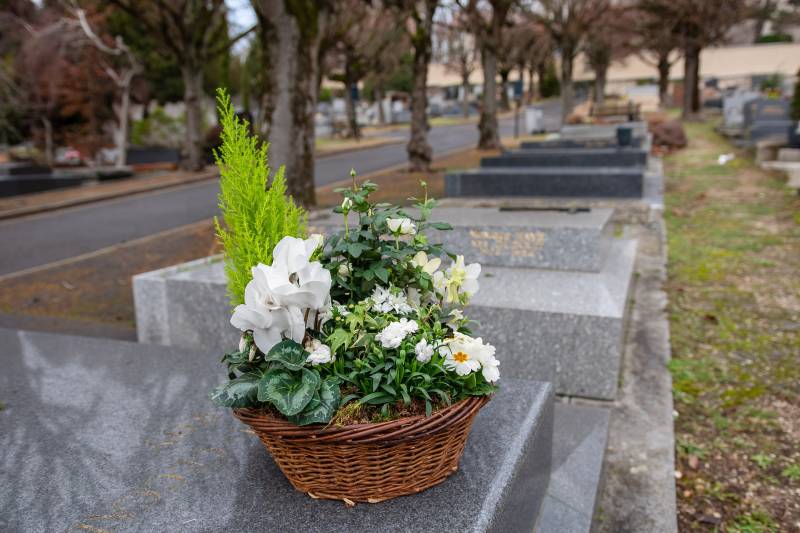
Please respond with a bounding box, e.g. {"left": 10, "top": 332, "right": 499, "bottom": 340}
{"left": 0, "top": 102, "right": 561, "bottom": 276}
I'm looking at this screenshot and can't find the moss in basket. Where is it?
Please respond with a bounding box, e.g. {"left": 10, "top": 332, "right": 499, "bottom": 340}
{"left": 211, "top": 175, "right": 499, "bottom": 426}
{"left": 213, "top": 88, "right": 307, "bottom": 307}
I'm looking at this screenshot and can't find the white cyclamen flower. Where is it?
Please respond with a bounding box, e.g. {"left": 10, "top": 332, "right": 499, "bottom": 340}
{"left": 411, "top": 251, "right": 441, "bottom": 275}
{"left": 305, "top": 339, "right": 334, "bottom": 365}
{"left": 444, "top": 255, "right": 481, "bottom": 303}
{"left": 230, "top": 236, "right": 332, "bottom": 354}
{"left": 415, "top": 338, "right": 434, "bottom": 363}
{"left": 387, "top": 217, "right": 417, "bottom": 235}
{"left": 375, "top": 318, "right": 419, "bottom": 349}
{"left": 267, "top": 237, "right": 332, "bottom": 310}
{"left": 230, "top": 267, "right": 304, "bottom": 353}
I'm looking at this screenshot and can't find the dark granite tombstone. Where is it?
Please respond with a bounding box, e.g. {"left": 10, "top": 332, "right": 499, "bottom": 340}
{"left": 519, "top": 137, "right": 643, "bottom": 150}
{"left": 446, "top": 167, "right": 644, "bottom": 198}
{"left": 743, "top": 98, "right": 793, "bottom": 144}
{"left": 481, "top": 148, "right": 647, "bottom": 168}
{"left": 0, "top": 328, "right": 557, "bottom": 533}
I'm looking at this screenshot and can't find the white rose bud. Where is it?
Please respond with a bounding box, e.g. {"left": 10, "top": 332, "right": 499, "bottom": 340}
{"left": 337, "top": 263, "right": 350, "bottom": 277}
{"left": 341, "top": 197, "right": 353, "bottom": 212}
{"left": 309, "top": 233, "right": 324, "bottom": 251}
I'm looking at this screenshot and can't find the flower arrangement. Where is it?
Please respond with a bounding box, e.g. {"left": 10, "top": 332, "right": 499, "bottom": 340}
{"left": 210, "top": 91, "right": 498, "bottom": 428}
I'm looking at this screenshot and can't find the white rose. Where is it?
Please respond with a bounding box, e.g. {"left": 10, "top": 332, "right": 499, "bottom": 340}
{"left": 337, "top": 263, "right": 350, "bottom": 277}
{"left": 341, "top": 197, "right": 353, "bottom": 212}
{"left": 387, "top": 217, "right": 416, "bottom": 235}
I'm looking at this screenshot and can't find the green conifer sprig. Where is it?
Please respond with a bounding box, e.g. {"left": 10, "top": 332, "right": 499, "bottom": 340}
{"left": 213, "top": 88, "right": 307, "bottom": 306}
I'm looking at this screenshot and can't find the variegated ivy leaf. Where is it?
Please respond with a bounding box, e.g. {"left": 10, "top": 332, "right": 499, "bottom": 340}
{"left": 210, "top": 373, "right": 260, "bottom": 407}
{"left": 263, "top": 339, "right": 308, "bottom": 371}
{"left": 258, "top": 368, "right": 320, "bottom": 416}
{"left": 288, "top": 379, "right": 341, "bottom": 426}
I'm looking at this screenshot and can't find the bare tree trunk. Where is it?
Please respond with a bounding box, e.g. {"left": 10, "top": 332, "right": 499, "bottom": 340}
{"left": 682, "top": 44, "right": 700, "bottom": 118}
{"left": 115, "top": 82, "right": 131, "bottom": 167}
{"left": 375, "top": 84, "right": 386, "bottom": 126}
{"left": 560, "top": 50, "right": 575, "bottom": 121}
{"left": 461, "top": 72, "right": 471, "bottom": 118}
{"left": 478, "top": 46, "right": 500, "bottom": 149}
{"left": 408, "top": 38, "right": 432, "bottom": 171}
{"left": 256, "top": 0, "right": 326, "bottom": 207}
{"left": 527, "top": 65, "right": 536, "bottom": 104}
{"left": 657, "top": 54, "right": 670, "bottom": 108}
{"left": 181, "top": 65, "right": 205, "bottom": 171}
{"left": 593, "top": 66, "right": 607, "bottom": 106}
{"left": 536, "top": 61, "right": 547, "bottom": 100}
{"left": 499, "top": 70, "right": 510, "bottom": 111}
{"left": 344, "top": 79, "right": 360, "bottom": 139}
{"left": 41, "top": 116, "right": 54, "bottom": 167}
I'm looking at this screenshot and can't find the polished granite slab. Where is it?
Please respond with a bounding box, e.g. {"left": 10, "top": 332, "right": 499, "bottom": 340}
{"left": 0, "top": 328, "right": 554, "bottom": 533}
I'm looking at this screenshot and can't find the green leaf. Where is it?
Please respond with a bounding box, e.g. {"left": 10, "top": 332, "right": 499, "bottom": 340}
{"left": 359, "top": 391, "right": 394, "bottom": 405}
{"left": 374, "top": 266, "right": 389, "bottom": 284}
{"left": 210, "top": 373, "right": 260, "bottom": 407}
{"left": 327, "top": 328, "right": 351, "bottom": 354}
{"left": 258, "top": 368, "right": 320, "bottom": 416}
{"left": 429, "top": 222, "right": 453, "bottom": 230}
{"left": 288, "top": 379, "right": 341, "bottom": 426}
{"left": 348, "top": 242, "right": 368, "bottom": 258}
{"left": 264, "top": 339, "right": 308, "bottom": 371}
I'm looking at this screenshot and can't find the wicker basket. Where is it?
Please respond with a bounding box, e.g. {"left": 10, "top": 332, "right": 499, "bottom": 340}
{"left": 233, "top": 395, "right": 490, "bottom": 505}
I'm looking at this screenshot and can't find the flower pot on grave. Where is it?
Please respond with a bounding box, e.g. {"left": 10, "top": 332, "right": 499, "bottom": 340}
{"left": 233, "top": 394, "right": 490, "bottom": 505}
{"left": 616, "top": 126, "right": 633, "bottom": 147}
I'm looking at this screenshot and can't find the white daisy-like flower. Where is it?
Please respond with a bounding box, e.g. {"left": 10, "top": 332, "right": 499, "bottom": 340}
{"left": 387, "top": 217, "right": 417, "bottom": 235}
{"left": 440, "top": 332, "right": 498, "bottom": 381}
{"left": 414, "top": 338, "right": 434, "bottom": 363}
{"left": 388, "top": 291, "right": 413, "bottom": 315}
{"left": 305, "top": 338, "right": 334, "bottom": 365}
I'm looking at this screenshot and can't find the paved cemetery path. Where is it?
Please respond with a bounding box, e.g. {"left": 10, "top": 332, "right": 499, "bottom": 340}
{"left": 0, "top": 102, "right": 562, "bottom": 276}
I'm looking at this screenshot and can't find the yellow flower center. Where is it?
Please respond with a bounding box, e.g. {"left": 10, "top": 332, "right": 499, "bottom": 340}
{"left": 453, "top": 351, "right": 469, "bottom": 363}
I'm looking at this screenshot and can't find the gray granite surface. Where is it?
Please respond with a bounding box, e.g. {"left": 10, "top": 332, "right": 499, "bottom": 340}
{"left": 310, "top": 206, "right": 615, "bottom": 272}
{"left": 536, "top": 402, "right": 610, "bottom": 532}
{"left": 482, "top": 148, "right": 647, "bottom": 168}
{"left": 559, "top": 122, "right": 648, "bottom": 140}
{"left": 445, "top": 167, "right": 645, "bottom": 198}
{"left": 469, "top": 237, "right": 637, "bottom": 399}
{"left": 0, "top": 328, "right": 554, "bottom": 533}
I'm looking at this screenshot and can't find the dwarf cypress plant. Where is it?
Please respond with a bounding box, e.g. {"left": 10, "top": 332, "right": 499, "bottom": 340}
{"left": 213, "top": 88, "right": 307, "bottom": 306}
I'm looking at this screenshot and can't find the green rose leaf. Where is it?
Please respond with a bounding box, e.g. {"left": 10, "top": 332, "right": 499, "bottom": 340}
{"left": 288, "top": 379, "right": 341, "bottom": 426}
{"left": 429, "top": 221, "right": 453, "bottom": 230}
{"left": 210, "top": 373, "right": 260, "bottom": 407}
{"left": 258, "top": 368, "right": 320, "bottom": 416}
{"left": 264, "top": 339, "right": 308, "bottom": 371}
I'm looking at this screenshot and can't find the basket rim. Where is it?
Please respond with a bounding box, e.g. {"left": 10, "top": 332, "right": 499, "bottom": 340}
{"left": 233, "top": 394, "right": 490, "bottom": 445}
